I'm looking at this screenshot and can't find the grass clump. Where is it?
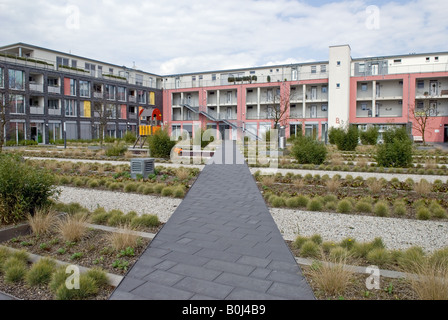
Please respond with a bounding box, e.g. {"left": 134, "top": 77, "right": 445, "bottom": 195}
{"left": 57, "top": 214, "right": 89, "bottom": 242}
{"left": 300, "top": 240, "right": 320, "bottom": 258}
{"left": 26, "top": 258, "right": 57, "bottom": 286}
{"left": 416, "top": 207, "right": 431, "bottom": 220}
{"left": 28, "top": 208, "right": 58, "bottom": 236}
{"left": 355, "top": 201, "right": 373, "bottom": 213}
{"left": 337, "top": 200, "right": 353, "bottom": 214}
{"left": 269, "top": 196, "right": 286, "bottom": 208}
{"left": 54, "top": 274, "right": 99, "bottom": 300}
{"left": 307, "top": 198, "right": 324, "bottom": 212}
{"left": 106, "top": 224, "right": 140, "bottom": 251}
{"left": 307, "top": 256, "right": 353, "bottom": 296}
{"left": 366, "top": 248, "right": 391, "bottom": 267}
{"left": 130, "top": 214, "right": 160, "bottom": 229}
{"left": 3, "top": 257, "right": 28, "bottom": 283}
{"left": 373, "top": 201, "right": 390, "bottom": 217}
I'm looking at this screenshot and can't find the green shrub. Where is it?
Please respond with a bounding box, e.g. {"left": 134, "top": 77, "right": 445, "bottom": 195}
{"left": 91, "top": 211, "right": 113, "bottom": 225}
{"left": 49, "top": 267, "right": 67, "bottom": 293}
{"left": 87, "top": 179, "right": 99, "bottom": 188}
{"left": 161, "top": 187, "right": 174, "bottom": 197}
{"left": 329, "top": 247, "right": 350, "bottom": 261}
{"left": 107, "top": 212, "right": 126, "bottom": 227}
{"left": 429, "top": 202, "right": 447, "bottom": 219}
{"left": 173, "top": 187, "right": 185, "bottom": 198}
{"left": 337, "top": 200, "right": 353, "bottom": 214}
{"left": 130, "top": 214, "right": 160, "bottom": 229}
{"left": 350, "top": 242, "right": 373, "bottom": 258}
{"left": 374, "top": 201, "right": 390, "bottom": 217}
{"left": 393, "top": 204, "right": 407, "bottom": 216}
{"left": 310, "top": 234, "right": 323, "bottom": 245}
{"left": 360, "top": 126, "right": 379, "bottom": 145}
{"left": 124, "top": 183, "right": 138, "bottom": 193}
{"left": 323, "top": 194, "right": 338, "bottom": 203}
{"left": 330, "top": 126, "right": 359, "bottom": 151}
{"left": 86, "top": 268, "right": 108, "bottom": 287}
{"left": 143, "top": 185, "right": 154, "bottom": 195}
{"left": 105, "top": 142, "right": 127, "bottom": 157}
{"left": 0, "top": 154, "right": 57, "bottom": 223}
{"left": 397, "top": 247, "right": 426, "bottom": 272}
{"left": 328, "top": 127, "right": 344, "bottom": 145}
{"left": 376, "top": 127, "right": 413, "bottom": 168}
{"left": 355, "top": 201, "right": 373, "bottom": 213}
{"left": 325, "top": 201, "right": 337, "bottom": 211}
{"left": 270, "top": 196, "right": 286, "bottom": 207}
{"left": 339, "top": 238, "right": 356, "bottom": 250}
{"left": 290, "top": 136, "right": 327, "bottom": 165}
{"left": 26, "top": 258, "right": 56, "bottom": 286}
{"left": 429, "top": 248, "right": 448, "bottom": 268}
{"left": 416, "top": 207, "right": 431, "bottom": 220}
{"left": 148, "top": 128, "right": 176, "bottom": 159}
{"left": 366, "top": 248, "right": 391, "bottom": 267}
{"left": 293, "top": 236, "right": 309, "bottom": 249}
{"left": 123, "top": 131, "right": 137, "bottom": 143}
{"left": 300, "top": 240, "right": 320, "bottom": 258}
{"left": 321, "top": 241, "right": 337, "bottom": 253}
{"left": 4, "top": 261, "right": 27, "bottom": 283}
{"left": 307, "top": 198, "right": 324, "bottom": 211}
{"left": 55, "top": 274, "right": 99, "bottom": 300}
{"left": 154, "top": 184, "right": 165, "bottom": 194}
{"left": 286, "top": 197, "right": 302, "bottom": 208}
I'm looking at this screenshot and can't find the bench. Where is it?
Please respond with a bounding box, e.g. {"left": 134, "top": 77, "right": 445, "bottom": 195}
{"left": 414, "top": 136, "right": 423, "bottom": 143}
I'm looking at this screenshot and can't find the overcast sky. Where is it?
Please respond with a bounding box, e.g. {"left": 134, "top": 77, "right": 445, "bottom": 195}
{"left": 0, "top": 0, "right": 447, "bottom": 75}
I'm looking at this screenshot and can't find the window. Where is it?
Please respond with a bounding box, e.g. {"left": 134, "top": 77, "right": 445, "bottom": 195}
{"left": 65, "top": 100, "right": 77, "bottom": 116}
{"left": 321, "top": 86, "right": 328, "bottom": 93}
{"left": 48, "top": 99, "right": 60, "bottom": 110}
{"left": 417, "top": 101, "right": 424, "bottom": 109}
{"left": 435, "top": 57, "right": 439, "bottom": 62}
{"left": 361, "top": 83, "right": 368, "bottom": 91}
{"left": 399, "top": 81, "right": 403, "bottom": 86}
{"left": 336, "top": 83, "right": 341, "bottom": 89}
{"left": 117, "top": 87, "right": 126, "bottom": 101}
{"left": 321, "top": 104, "right": 328, "bottom": 112}
{"left": 48, "top": 77, "right": 59, "bottom": 87}
{"left": 337, "top": 61, "right": 341, "bottom": 66}
{"left": 85, "top": 63, "right": 96, "bottom": 76}
{"left": 72, "top": 60, "right": 77, "bottom": 68}
{"left": 0, "top": 67, "right": 3, "bottom": 88}
{"left": 361, "top": 103, "right": 367, "bottom": 111}
{"left": 212, "top": 74, "right": 217, "bottom": 81}
{"left": 137, "top": 90, "right": 146, "bottom": 103}
{"left": 311, "top": 66, "right": 317, "bottom": 74}
{"left": 136, "top": 74, "right": 143, "bottom": 86}
{"left": 10, "top": 94, "right": 25, "bottom": 114}
{"left": 417, "top": 80, "right": 425, "bottom": 89}
{"left": 105, "top": 84, "right": 116, "bottom": 100}
{"left": 250, "top": 71, "right": 255, "bottom": 75}
{"left": 321, "top": 65, "right": 327, "bottom": 73}
{"left": 8, "top": 69, "right": 25, "bottom": 90}
{"left": 79, "top": 80, "right": 90, "bottom": 98}
{"left": 57, "top": 57, "right": 69, "bottom": 68}
{"left": 106, "top": 104, "right": 116, "bottom": 119}
{"left": 291, "top": 68, "right": 298, "bottom": 81}
{"left": 426, "top": 57, "right": 430, "bottom": 62}
{"left": 109, "top": 68, "right": 114, "bottom": 74}
{"left": 358, "top": 63, "right": 366, "bottom": 73}
{"left": 394, "top": 59, "right": 402, "bottom": 64}
{"left": 69, "top": 79, "right": 76, "bottom": 96}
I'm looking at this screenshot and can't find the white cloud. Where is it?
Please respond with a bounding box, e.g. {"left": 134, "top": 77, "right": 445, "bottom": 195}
{"left": 0, "top": 0, "right": 446, "bottom": 74}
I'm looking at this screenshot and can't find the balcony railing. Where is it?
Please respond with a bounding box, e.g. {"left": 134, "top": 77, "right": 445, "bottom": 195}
{"left": 29, "top": 83, "right": 44, "bottom": 92}
{"left": 30, "top": 106, "right": 44, "bottom": 114}
{"left": 48, "top": 109, "right": 61, "bottom": 116}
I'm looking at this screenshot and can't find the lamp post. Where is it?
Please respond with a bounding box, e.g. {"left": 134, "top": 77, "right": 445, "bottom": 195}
{"left": 63, "top": 121, "right": 67, "bottom": 149}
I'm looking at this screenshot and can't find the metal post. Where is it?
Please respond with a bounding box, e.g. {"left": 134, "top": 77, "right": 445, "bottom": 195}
{"left": 63, "top": 121, "right": 67, "bottom": 149}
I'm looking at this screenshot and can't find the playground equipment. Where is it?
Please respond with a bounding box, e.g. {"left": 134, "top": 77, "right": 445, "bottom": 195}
{"left": 133, "top": 108, "right": 162, "bottom": 148}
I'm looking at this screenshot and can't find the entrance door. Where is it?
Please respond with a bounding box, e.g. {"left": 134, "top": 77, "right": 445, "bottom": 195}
{"left": 30, "top": 123, "right": 43, "bottom": 143}
{"left": 430, "top": 81, "right": 438, "bottom": 96}
{"left": 444, "top": 125, "right": 448, "bottom": 143}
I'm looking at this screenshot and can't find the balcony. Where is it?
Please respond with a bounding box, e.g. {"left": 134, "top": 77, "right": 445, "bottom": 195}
{"left": 30, "top": 82, "right": 44, "bottom": 92}
{"left": 30, "top": 105, "right": 44, "bottom": 115}
{"left": 129, "top": 96, "right": 137, "bottom": 103}
{"left": 48, "top": 108, "right": 61, "bottom": 116}
{"left": 93, "top": 92, "right": 103, "bottom": 99}
{"left": 48, "top": 85, "right": 60, "bottom": 94}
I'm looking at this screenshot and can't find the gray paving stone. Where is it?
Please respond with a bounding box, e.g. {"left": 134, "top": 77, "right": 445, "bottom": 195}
{"left": 132, "top": 282, "right": 194, "bottom": 300}
{"left": 203, "top": 259, "right": 256, "bottom": 276}
{"left": 215, "top": 272, "right": 273, "bottom": 293}
{"left": 196, "top": 248, "right": 242, "bottom": 263}
{"left": 237, "top": 255, "right": 272, "bottom": 268}
{"left": 169, "top": 263, "right": 222, "bottom": 281}
{"left": 174, "top": 277, "right": 234, "bottom": 299}
{"left": 226, "top": 288, "right": 286, "bottom": 300}
{"left": 142, "top": 269, "right": 185, "bottom": 286}
{"left": 267, "top": 281, "right": 315, "bottom": 300}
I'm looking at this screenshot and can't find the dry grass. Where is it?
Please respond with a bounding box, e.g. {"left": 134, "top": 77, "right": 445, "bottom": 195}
{"left": 60, "top": 162, "right": 73, "bottom": 173}
{"left": 424, "top": 159, "right": 437, "bottom": 170}
{"left": 56, "top": 214, "right": 89, "bottom": 242}
{"left": 106, "top": 224, "right": 139, "bottom": 251}
{"left": 176, "top": 168, "right": 190, "bottom": 181}
{"left": 326, "top": 178, "right": 341, "bottom": 193}
{"left": 114, "top": 166, "right": 124, "bottom": 174}
{"left": 408, "top": 261, "right": 448, "bottom": 300}
{"left": 79, "top": 164, "right": 91, "bottom": 174}
{"left": 367, "top": 178, "right": 383, "bottom": 194}
{"left": 330, "top": 153, "right": 344, "bottom": 166}
{"left": 44, "top": 161, "right": 59, "bottom": 171}
{"left": 124, "top": 151, "right": 134, "bottom": 159}
{"left": 27, "top": 209, "right": 58, "bottom": 236}
{"left": 97, "top": 165, "right": 105, "bottom": 174}
{"left": 261, "top": 176, "right": 276, "bottom": 187}
{"left": 307, "top": 256, "right": 354, "bottom": 296}
{"left": 294, "top": 179, "right": 305, "bottom": 190}
{"left": 414, "top": 179, "right": 433, "bottom": 195}
{"left": 356, "top": 157, "right": 369, "bottom": 168}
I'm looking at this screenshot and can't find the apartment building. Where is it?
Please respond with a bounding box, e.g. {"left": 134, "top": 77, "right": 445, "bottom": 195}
{"left": 163, "top": 45, "right": 448, "bottom": 143}
{"left": 0, "top": 43, "right": 163, "bottom": 144}
{"left": 1, "top": 43, "right": 447, "bottom": 145}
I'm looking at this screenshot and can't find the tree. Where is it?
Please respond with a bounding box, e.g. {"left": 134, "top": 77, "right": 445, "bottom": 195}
{"left": 270, "top": 81, "right": 291, "bottom": 130}
{"left": 328, "top": 125, "right": 359, "bottom": 151}
{"left": 92, "top": 93, "right": 113, "bottom": 147}
{"left": 360, "top": 126, "right": 379, "bottom": 145}
{"left": 290, "top": 135, "right": 327, "bottom": 165}
{"left": 411, "top": 102, "right": 438, "bottom": 146}
{"left": 376, "top": 127, "right": 413, "bottom": 168}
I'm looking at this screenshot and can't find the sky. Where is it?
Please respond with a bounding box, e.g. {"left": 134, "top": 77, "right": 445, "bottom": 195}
{"left": 0, "top": 0, "right": 447, "bottom": 75}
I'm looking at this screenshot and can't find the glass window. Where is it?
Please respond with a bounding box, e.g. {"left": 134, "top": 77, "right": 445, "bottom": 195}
{"left": 137, "top": 90, "right": 146, "bottom": 103}
{"left": 136, "top": 74, "right": 143, "bottom": 86}
{"left": 79, "top": 80, "right": 90, "bottom": 98}
{"left": 10, "top": 94, "right": 25, "bottom": 114}
{"left": 358, "top": 63, "right": 365, "bottom": 73}
{"left": 117, "top": 87, "right": 126, "bottom": 101}
{"left": 311, "top": 66, "right": 317, "bottom": 74}
{"left": 48, "top": 99, "right": 60, "bottom": 110}
{"left": 361, "top": 83, "right": 368, "bottom": 91}
{"left": 69, "top": 79, "right": 76, "bottom": 96}
{"left": 212, "top": 74, "right": 217, "bottom": 81}
{"left": 65, "top": 100, "right": 77, "bottom": 116}
{"left": 8, "top": 69, "right": 25, "bottom": 90}
{"left": 321, "top": 65, "right": 327, "bottom": 73}
{"left": 105, "top": 84, "right": 116, "bottom": 100}
{"left": 321, "top": 85, "right": 327, "bottom": 93}
{"left": 106, "top": 104, "right": 116, "bottom": 119}
{"left": 417, "top": 80, "right": 425, "bottom": 89}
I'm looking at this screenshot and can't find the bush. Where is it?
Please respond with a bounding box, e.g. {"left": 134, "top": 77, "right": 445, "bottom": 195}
{"left": 130, "top": 214, "right": 160, "bottom": 229}
{"left": 416, "top": 207, "right": 431, "bottom": 220}
{"left": 300, "top": 240, "right": 320, "bottom": 258}
{"left": 290, "top": 136, "right": 327, "bottom": 165}
{"left": 270, "top": 196, "right": 286, "bottom": 207}
{"left": 429, "top": 202, "right": 447, "bottom": 219}
{"left": 148, "top": 128, "right": 176, "bottom": 159}
{"left": 123, "top": 131, "right": 137, "bottom": 143}
{"left": 173, "top": 187, "right": 185, "bottom": 198}
{"left": 0, "top": 154, "right": 57, "bottom": 224}
{"left": 55, "top": 274, "right": 99, "bottom": 300}
{"left": 329, "top": 247, "right": 350, "bottom": 261}
{"left": 366, "top": 248, "right": 391, "bottom": 267}
{"left": 86, "top": 268, "right": 108, "bottom": 287}
{"left": 376, "top": 127, "right": 413, "bottom": 168}
{"left": 26, "top": 258, "right": 56, "bottom": 286}
{"left": 124, "top": 183, "right": 138, "bottom": 193}
{"left": 329, "top": 126, "right": 359, "bottom": 151}
{"left": 355, "top": 201, "right": 373, "bottom": 213}
{"left": 105, "top": 141, "right": 127, "bottom": 157}
{"left": 3, "top": 257, "right": 27, "bottom": 283}
{"left": 337, "top": 200, "right": 353, "bottom": 214}
{"left": 374, "top": 201, "right": 390, "bottom": 217}
{"left": 360, "top": 126, "right": 379, "bottom": 145}
{"left": 393, "top": 204, "right": 407, "bottom": 216}
{"left": 293, "top": 236, "right": 308, "bottom": 249}
{"left": 161, "top": 187, "right": 174, "bottom": 197}
{"left": 307, "top": 198, "right": 324, "bottom": 211}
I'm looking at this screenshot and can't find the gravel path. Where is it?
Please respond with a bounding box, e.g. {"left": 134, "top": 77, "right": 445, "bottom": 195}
{"left": 56, "top": 186, "right": 448, "bottom": 253}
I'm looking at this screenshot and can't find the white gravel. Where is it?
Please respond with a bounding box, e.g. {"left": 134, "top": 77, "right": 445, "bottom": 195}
{"left": 56, "top": 186, "right": 448, "bottom": 253}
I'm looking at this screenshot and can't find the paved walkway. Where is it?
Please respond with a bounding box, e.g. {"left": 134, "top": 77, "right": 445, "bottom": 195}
{"left": 110, "top": 141, "right": 315, "bottom": 300}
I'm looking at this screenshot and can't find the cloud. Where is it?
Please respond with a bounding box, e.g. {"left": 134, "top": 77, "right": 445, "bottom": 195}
{"left": 0, "top": 0, "right": 446, "bottom": 75}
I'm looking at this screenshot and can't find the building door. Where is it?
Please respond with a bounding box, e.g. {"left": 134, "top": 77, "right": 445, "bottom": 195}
{"left": 444, "top": 125, "right": 448, "bottom": 143}
{"left": 311, "top": 87, "right": 317, "bottom": 100}
{"left": 310, "top": 105, "right": 317, "bottom": 118}
{"left": 430, "top": 81, "right": 438, "bottom": 96}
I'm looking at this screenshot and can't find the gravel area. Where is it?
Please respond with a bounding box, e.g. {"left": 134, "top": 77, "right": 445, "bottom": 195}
{"left": 56, "top": 186, "right": 448, "bottom": 253}
{"left": 271, "top": 208, "right": 448, "bottom": 253}
{"left": 55, "top": 186, "right": 182, "bottom": 223}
